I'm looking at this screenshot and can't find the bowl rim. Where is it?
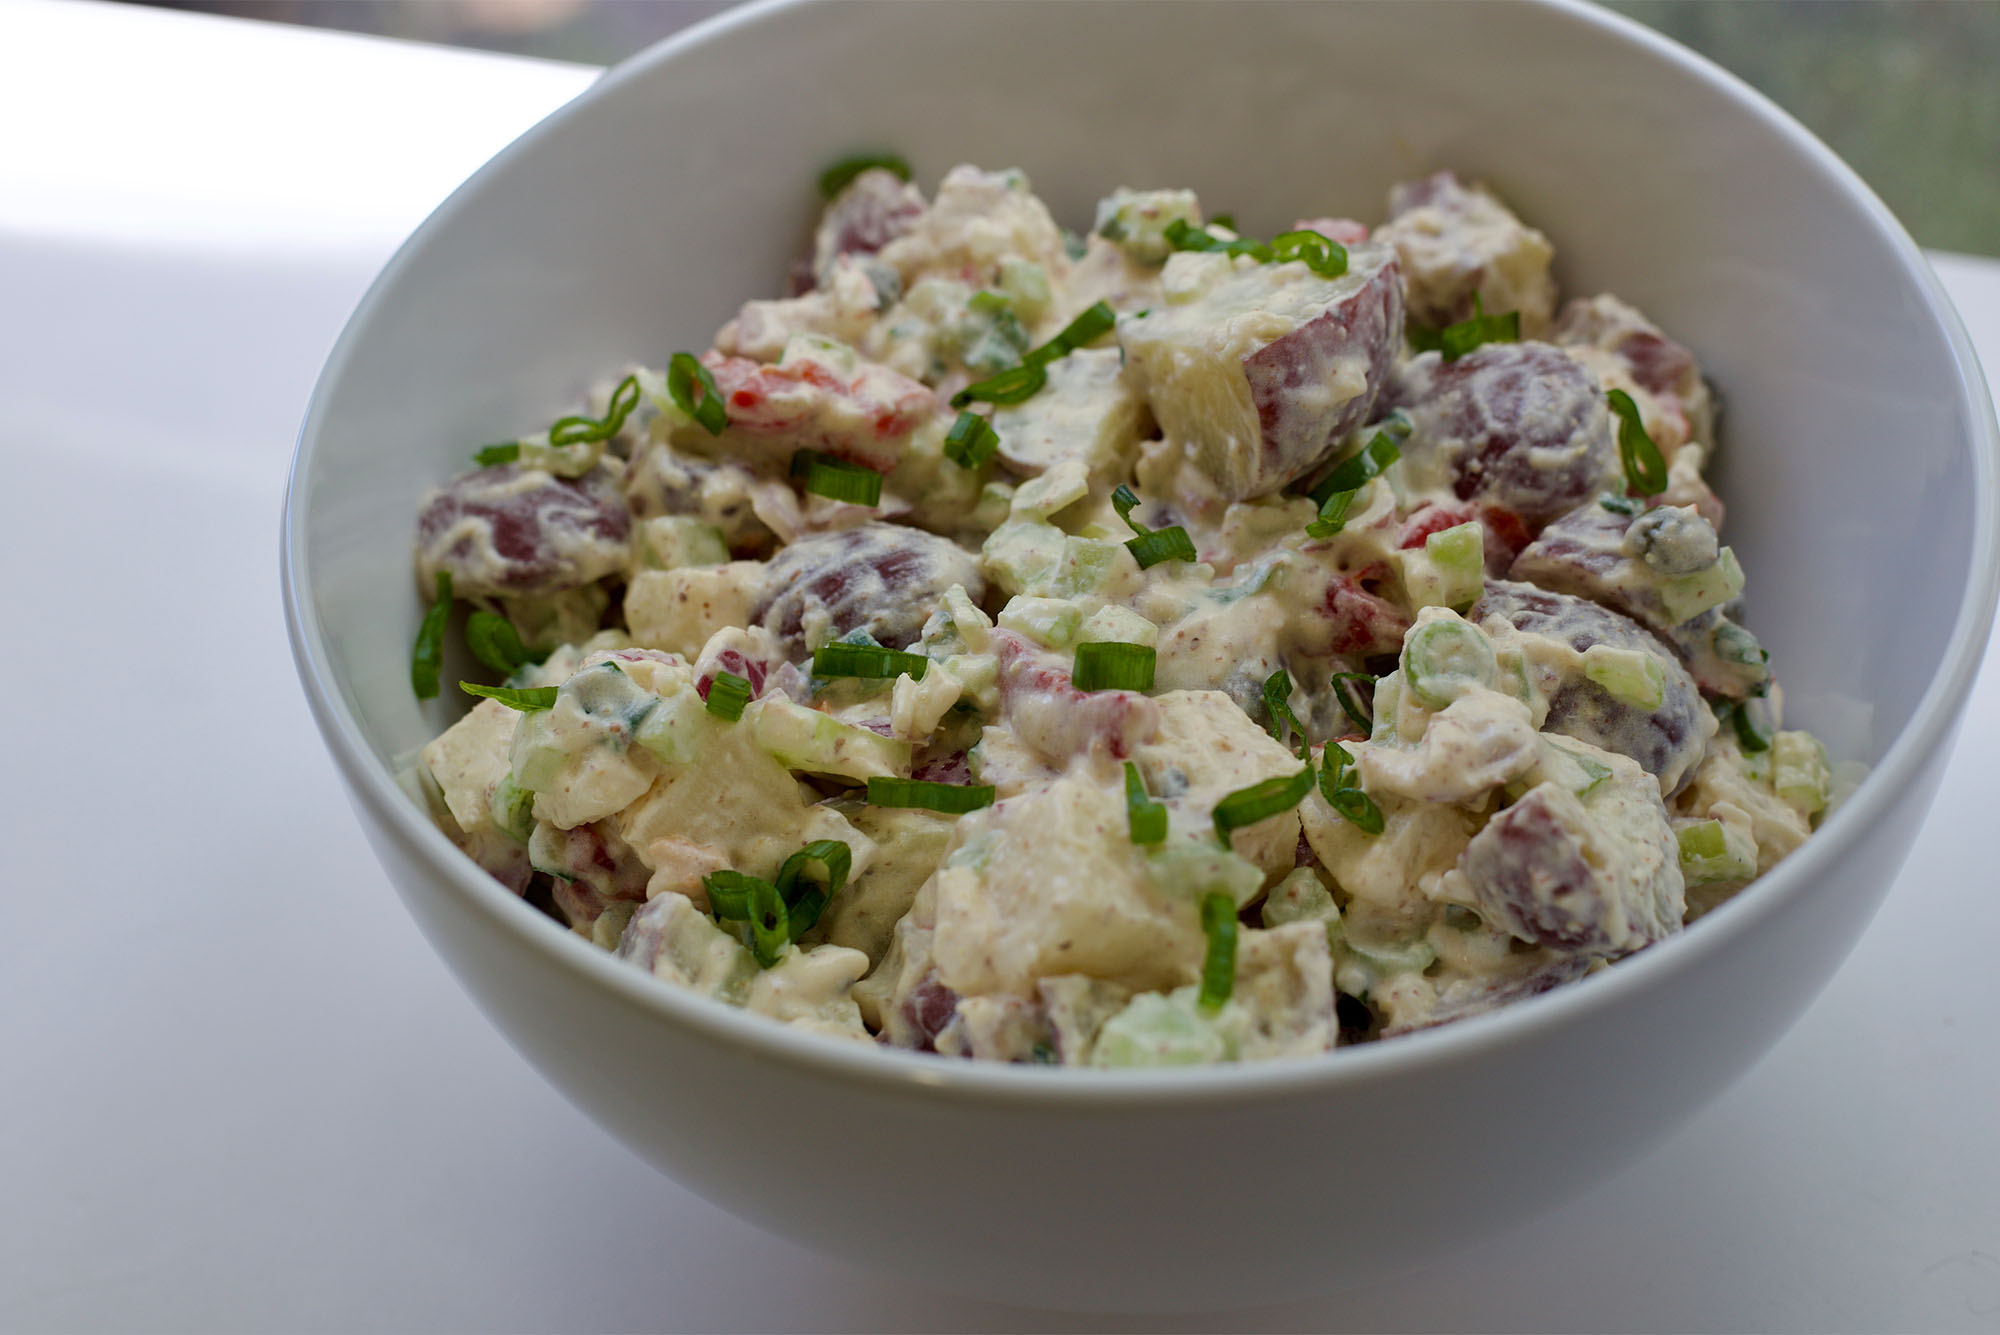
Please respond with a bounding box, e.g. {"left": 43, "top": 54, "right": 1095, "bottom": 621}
{"left": 282, "top": 0, "right": 2000, "bottom": 1108}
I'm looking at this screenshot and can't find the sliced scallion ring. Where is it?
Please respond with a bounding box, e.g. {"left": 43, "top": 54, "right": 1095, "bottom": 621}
{"left": 811, "top": 643, "right": 929, "bottom": 681}
{"left": 1607, "top": 388, "right": 1668, "bottom": 497}
{"left": 1125, "top": 527, "right": 1197, "bottom": 570}
{"left": 1198, "top": 891, "right": 1238, "bottom": 1012}
{"left": 950, "top": 362, "right": 1046, "bottom": 409}
{"left": 817, "top": 151, "right": 912, "bottom": 200}
{"left": 791, "top": 450, "right": 884, "bottom": 506}
{"left": 942, "top": 410, "right": 1000, "bottom": 469}
{"left": 703, "top": 671, "right": 752, "bottom": 722}
{"left": 1123, "top": 762, "right": 1167, "bottom": 845}
{"left": 865, "top": 777, "right": 997, "bottom": 814}
{"left": 1071, "top": 641, "right": 1155, "bottom": 693}
{"left": 1212, "top": 766, "right": 1314, "bottom": 847}
{"left": 667, "top": 352, "right": 728, "bottom": 436}
{"left": 1329, "top": 672, "right": 1375, "bottom": 733}
{"left": 548, "top": 374, "right": 641, "bottom": 448}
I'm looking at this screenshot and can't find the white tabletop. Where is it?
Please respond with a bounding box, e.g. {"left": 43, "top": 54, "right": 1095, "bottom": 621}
{"left": 4, "top": 3, "right": 1997, "bottom": 1330}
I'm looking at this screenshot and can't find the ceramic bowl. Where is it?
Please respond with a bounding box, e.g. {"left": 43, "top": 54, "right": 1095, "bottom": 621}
{"left": 282, "top": 0, "right": 1999, "bottom": 1311}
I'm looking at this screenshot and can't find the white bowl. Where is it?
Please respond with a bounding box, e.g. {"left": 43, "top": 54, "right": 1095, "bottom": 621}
{"left": 282, "top": 0, "right": 1999, "bottom": 1312}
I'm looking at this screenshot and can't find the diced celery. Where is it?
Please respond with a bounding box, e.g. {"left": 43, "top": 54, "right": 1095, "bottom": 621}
{"left": 981, "top": 521, "right": 1067, "bottom": 595}
{"left": 1401, "top": 521, "right": 1484, "bottom": 611}
{"left": 632, "top": 687, "right": 709, "bottom": 767}
{"left": 997, "top": 595, "right": 1083, "bottom": 649}
{"left": 1676, "top": 818, "right": 1757, "bottom": 883}
{"left": 1049, "top": 535, "right": 1127, "bottom": 598}
{"left": 944, "top": 652, "right": 1000, "bottom": 713}
{"left": 997, "top": 257, "right": 1051, "bottom": 322}
{"left": 1144, "top": 840, "right": 1264, "bottom": 908}
{"left": 1658, "top": 546, "right": 1745, "bottom": 625}
{"left": 509, "top": 711, "right": 565, "bottom": 792}
{"left": 1260, "top": 868, "right": 1338, "bottom": 932}
{"left": 1009, "top": 459, "right": 1090, "bottom": 520}
{"left": 634, "top": 516, "right": 728, "bottom": 571}
{"left": 1077, "top": 604, "right": 1158, "bottom": 648}
{"left": 1581, "top": 644, "right": 1667, "bottom": 711}
{"left": 1773, "top": 730, "right": 1831, "bottom": 815}
{"left": 488, "top": 772, "right": 536, "bottom": 844}
{"left": 1091, "top": 988, "right": 1237, "bottom": 1067}
{"left": 749, "top": 697, "right": 911, "bottom": 781}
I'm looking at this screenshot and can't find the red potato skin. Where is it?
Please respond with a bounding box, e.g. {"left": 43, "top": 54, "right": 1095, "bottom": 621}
{"left": 1316, "top": 568, "right": 1412, "bottom": 658}
{"left": 1389, "top": 342, "right": 1620, "bottom": 531}
{"left": 1397, "top": 501, "right": 1532, "bottom": 576}
{"left": 695, "top": 648, "right": 771, "bottom": 702}
{"left": 1241, "top": 248, "right": 1404, "bottom": 493}
{"left": 752, "top": 522, "right": 983, "bottom": 656}
{"left": 805, "top": 167, "right": 925, "bottom": 292}
{"left": 992, "top": 630, "right": 1158, "bottom": 763}
{"left": 1459, "top": 788, "right": 1609, "bottom": 951}
{"left": 416, "top": 462, "right": 630, "bottom": 598}
{"left": 699, "top": 351, "right": 934, "bottom": 473}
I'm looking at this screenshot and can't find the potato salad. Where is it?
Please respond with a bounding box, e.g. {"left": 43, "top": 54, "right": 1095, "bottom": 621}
{"left": 407, "top": 160, "right": 1835, "bottom": 1066}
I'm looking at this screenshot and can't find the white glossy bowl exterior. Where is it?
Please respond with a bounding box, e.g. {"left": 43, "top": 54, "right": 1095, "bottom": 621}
{"left": 282, "top": 0, "right": 1999, "bottom": 1312}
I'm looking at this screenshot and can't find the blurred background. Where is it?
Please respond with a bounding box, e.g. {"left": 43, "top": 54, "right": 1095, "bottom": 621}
{"left": 128, "top": 0, "right": 1999, "bottom": 257}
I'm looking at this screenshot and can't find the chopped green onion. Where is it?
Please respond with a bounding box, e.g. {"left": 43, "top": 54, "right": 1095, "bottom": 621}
{"left": 1607, "top": 388, "right": 1669, "bottom": 497}
{"left": 465, "top": 610, "right": 532, "bottom": 675}
{"left": 1024, "top": 300, "right": 1117, "bottom": 367}
{"left": 1727, "top": 697, "right": 1776, "bottom": 754}
{"left": 1198, "top": 891, "right": 1238, "bottom": 1012}
{"left": 1319, "top": 742, "right": 1385, "bottom": 835}
{"left": 817, "top": 151, "right": 913, "bottom": 200}
{"left": 1213, "top": 766, "right": 1314, "bottom": 847}
{"left": 942, "top": 410, "right": 1000, "bottom": 469}
{"left": 1305, "top": 488, "right": 1359, "bottom": 540}
{"left": 704, "top": 670, "right": 752, "bottom": 722}
{"left": 791, "top": 449, "right": 884, "bottom": 506}
{"left": 1262, "top": 669, "right": 1305, "bottom": 748}
{"left": 1163, "top": 217, "right": 1274, "bottom": 263}
{"left": 950, "top": 362, "right": 1046, "bottom": 409}
{"left": 1307, "top": 418, "right": 1407, "bottom": 507}
{"left": 1111, "top": 483, "right": 1197, "bottom": 569}
{"left": 547, "top": 373, "right": 641, "bottom": 448}
{"left": 811, "top": 643, "right": 930, "bottom": 680}
{"left": 1409, "top": 295, "right": 1521, "bottom": 362}
{"left": 411, "top": 570, "right": 452, "bottom": 700}
{"left": 667, "top": 352, "right": 727, "bottom": 436}
{"left": 1598, "top": 492, "right": 1643, "bottom": 517}
{"left": 967, "top": 289, "right": 1010, "bottom": 316}
{"left": 1123, "top": 761, "right": 1167, "bottom": 844}
{"left": 458, "top": 681, "right": 558, "bottom": 712}
{"left": 773, "top": 838, "right": 852, "bottom": 937}
{"left": 1329, "top": 672, "right": 1375, "bottom": 734}
{"left": 704, "top": 869, "right": 790, "bottom": 967}
{"left": 1268, "top": 228, "right": 1349, "bottom": 280}
{"left": 1209, "top": 212, "right": 1237, "bottom": 231}
{"left": 865, "top": 777, "right": 997, "bottom": 813}
{"left": 473, "top": 442, "right": 520, "bottom": 467}
{"left": 1125, "top": 528, "right": 1197, "bottom": 569}
{"left": 1072, "top": 641, "right": 1156, "bottom": 692}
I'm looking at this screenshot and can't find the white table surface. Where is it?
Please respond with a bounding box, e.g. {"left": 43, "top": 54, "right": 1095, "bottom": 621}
{"left": 4, "top": 3, "right": 1997, "bottom": 1330}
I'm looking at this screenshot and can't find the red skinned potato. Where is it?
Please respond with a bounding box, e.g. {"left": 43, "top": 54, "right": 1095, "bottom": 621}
{"left": 993, "top": 630, "right": 1160, "bottom": 765}
{"left": 806, "top": 167, "right": 926, "bottom": 292}
{"left": 1118, "top": 242, "right": 1402, "bottom": 500}
{"left": 698, "top": 340, "right": 935, "bottom": 474}
{"left": 1377, "top": 170, "right": 1558, "bottom": 335}
{"left": 1390, "top": 341, "right": 1622, "bottom": 530}
{"left": 416, "top": 461, "right": 630, "bottom": 599}
{"left": 752, "top": 522, "right": 983, "bottom": 655}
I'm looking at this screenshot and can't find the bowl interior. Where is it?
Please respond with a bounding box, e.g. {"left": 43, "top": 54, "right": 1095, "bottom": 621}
{"left": 289, "top": 0, "right": 1995, "bottom": 1020}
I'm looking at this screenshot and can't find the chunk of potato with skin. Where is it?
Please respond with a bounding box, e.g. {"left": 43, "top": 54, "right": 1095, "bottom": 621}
{"left": 685, "top": 337, "right": 935, "bottom": 474}
{"left": 991, "top": 347, "right": 1148, "bottom": 487}
{"left": 625, "top": 561, "right": 767, "bottom": 659}
{"left": 623, "top": 442, "right": 774, "bottom": 556}
{"left": 810, "top": 167, "right": 928, "bottom": 290}
{"left": 1376, "top": 949, "right": 1590, "bottom": 1037}
{"left": 1376, "top": 170, "right": 1558, "bottom": 336}
{"left": 1553, "top": 292, "right": 1715, "bottom": 453}
{"left": 416, "top": 460, "right": 630, "bottom": 599}
{"left": 717, "top": 254, "right": 887, "bottom": 363}
{"left": 928, "top": 765, "right": 1218, "bottom": 1000}
{"left": 874, "top": 165, "right": 1070, "bottom": 291}
{"left": 1389, "top": 342, "right": 1622, "bottom": 530}
{"left": 533, "top": 818, "right": 652, "bottom": 936}
{"left": 1509, "top": 501, "right": 1769, "bottom": 699}
{"left": 1118, "top": 243, "right": 1403, "bottom": 500}
{"left": 991, "top": 629, "right": 1159, "bottom": 766}
{"left": 1230, "top": 920, "right": 1339, "bottom": 1059}
{"left": 753, "top": 522, "right": 984, "bottom": 656}
{"left": 615, "top": 892, "right": 759, "bottom": 1003}
{"left": 1356, "top": 687, "right": 1542, "bottom": 806}
{"left": 1134, "top": 689, "right": 1307, "bottom": 879}
{"left": 746, "top": 944, "right": 873, "bottom": 1041}
{"left": 1458, "top": 771, "right": 1683, "bottom": 957}
{"left": 420, "top": 697, "right": 521, "bottom": 847}
{"left": 1037, "top": 974, "right": 1134, "bottom": 1065}
{"left": 1474, "top": 579, "right": 1713, "bottom": 796}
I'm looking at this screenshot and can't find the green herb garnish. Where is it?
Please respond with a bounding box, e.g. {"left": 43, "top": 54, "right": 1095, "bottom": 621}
{"left": 1071, "top": 641, "right": 1156, "bottom": 693}
{"left": 811, "top": 643, "right": 929, "bottom": 681}
{"left": 791, "top": 449, "right": 884, "bottom": 506}
{"left": 1262, "top": 668, "right": 1306, "bottom": 752}
{"left": 1329, "top": 672, "right": 1375, "bottom": 733}
{"left": 465, "top": 610, "right": 532, "bottom": 676}
{"left": 1123, "top": 761, "right": 1167, "bottom": 845}
{"left": 942, "top": 410, "right": 1000, "bottom": 469}
{"left": 948, "top": 300, "right": 1117, "bottom": 409}
{"left": 667, "top": 351, "right": 727, "bottom": 436}
{"left": 1198, "top": 891, "right": 1239, "bottom": 1012}
{"left": 1213, "top": 766, "right": 1314, "bottom": 848}
{"left": 1319, "top": 741, "right": 1385, "bottom": 834}
{"left": 1163, "top": 219, "right": 1347, "bottom": 280}
{"left": 1409, "top": 294, "right": 1520, "bottom": 362}
{"left": 1599, "top": 492, "right": 1644, "bottom": 517}
{"left": 411, "top": 570, "right": 452, "bottom": 700}
{"left": 704, "top": 671, "right": 752, "bottom": 722}
{"left": 1110, "top": 483, "right": 1198, "bottom": 570}
{"left": 548, "top": 373, "right": 640, "bottom": 448}
{"left": 1607, "top": 388, "right": 1668, "bottom": 497}
{"left": 817, "top": 152, "right": 912, "bottom": 201}
{"left": 473, "top": 442, "right": 520, "bottom": 467}
{"left": 865, "top": 777, "right": 997, "bottom": 814}
{"left": 458, "top": 681, "right": 559, "bottom": 712}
